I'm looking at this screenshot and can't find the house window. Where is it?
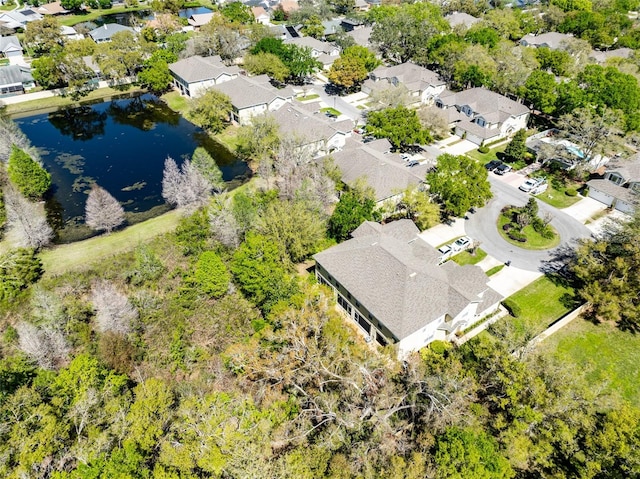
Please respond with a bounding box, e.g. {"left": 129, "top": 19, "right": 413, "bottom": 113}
{"left": 608, "top": 173, "right": 624, "bottom": 185}
{"left": 317, "top": 273, "right": 331, "bottom": 288}
{"left": 354, "top": 311, "right": 371, "bottom": 334}
{"left": 337, "top": 294, "right": 352, "bottom": 315}
{"left": 476, "top": 118, "right": 485, "bottom": 127}
{"left": 375, "top": 333, "right": 387, "bottom": 347}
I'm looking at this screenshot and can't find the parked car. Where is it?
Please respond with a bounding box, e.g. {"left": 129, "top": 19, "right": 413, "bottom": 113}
{"left": 485, "top": 160, "right": 502, "bottom": 171}
{"left": 519, "top": 177, "right": 547, "bottom": 193}
{"left": 325, "top": 111, "right": 338, "bottom": 119}
{"left": 452, "top": 236, "right": 472, "bottom": 252}
{"left": 400, "top": 153, "right": 411, "bottom": 161}
{"left": 494, "top": 163, "right": 512, "bottom": 175}
{"left": 438, "top": 244, "right": 452, "bottom": 264}
{"left": 406, "top": 160, "right": 420, "bottom": 167}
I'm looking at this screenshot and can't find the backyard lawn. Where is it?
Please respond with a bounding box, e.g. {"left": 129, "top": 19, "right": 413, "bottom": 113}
{"left": 503, "top": 275, "right": 575, "bottom": 338}
{"left": 537, "top": 319, "right": 640, "bottom": 407}
{"left": 451, "top": 248, "right": 487, "bottom": 266}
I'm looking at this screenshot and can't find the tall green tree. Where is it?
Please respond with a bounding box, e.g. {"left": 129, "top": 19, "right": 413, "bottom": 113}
{"left": 328, "top": 187, "right": 376, "bottom": 241}
{"left": 327, "top": 55, "right": 367, "bottom": 90}
{"left": 221, "top": 1, "right": 254, "bottom": 24}
{"left": 187, "top": 90, "right": 232, "bottom": 133}
{"left": 137, "top": 49, "right": 177, "bottom": 93}
{"left": 8, "top": 146, "right": 51, "bottom": 200}
{"left": 503, "top": 129, "right": 528, "bottom": 163}
{"left": 427, "top": 154, "right": 492, "bottom": 218}
{"left": 366, "top": 106, "right": 432, "bottom": 149}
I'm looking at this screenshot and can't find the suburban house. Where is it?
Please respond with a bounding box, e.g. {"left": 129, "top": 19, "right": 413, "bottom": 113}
{"left": 251, "top": 6, "right": 270, "bottom": 24}
{"left": 88, "top": 24, "right": 135, "bottom": 43}
{"left": 0, "top": 9, "right": 43, "bottom": 30}
{"left": 35, "top": 2, "right": 68, "bottom": 15}
{"left": 0, "top": 36, "right": 24, "bottom": 65}
{"left": 211, "top": 74, "right": 295, "bottom": 124}
{"left": 0, "top": 64, "right": 34, "bottom": 96}
{"left": 445, "top": 12, "right": 480, "bottom": 29}
{"left": 363, "top": 62, "right": 446, "bottom": 105}
{"left": 347, "top": 25, "right": 372, "bottom": 47}
{"left": 187, "top": 12, "right": 215, "bottom": 29}
{"left": 169, "top": 55, "right": 240, "bottom": 98}
{"left": 271, "top": 101, "right": 354, "bottom": 157}
{"left": 284, "top": 36, "right": 340, "bottom": 68}
{"left": 590, "top": 48, "right": 633, "bottom": 64}
{"left": 587, "top": 156, "right": 640, "bottom": 213}
{"left": 434, "top": 87, "right": 530, "bottom": 145}
{"left": 328, "top": 138, "right": 430, "bottom": 204}
{"left": 60, "top": 25, "right": 83, "bottom": 41}
{"left": 519, "top": 32, "right": 574, "bottom": 49}
{"left": 314, "top": 220, "right": 503, "bottom": 356}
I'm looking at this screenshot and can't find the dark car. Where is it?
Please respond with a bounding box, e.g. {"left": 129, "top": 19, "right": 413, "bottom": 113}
{"left": 325, "top": 111, "right": 338, "bottom": 119}
{"left": 484, "top": 160, "right": 502, "bottom": 171}
{"left": 495, "top": 163, "right": 512, "bottom": 175}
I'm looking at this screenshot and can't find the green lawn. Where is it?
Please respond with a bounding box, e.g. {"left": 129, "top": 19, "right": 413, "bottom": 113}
{"left": 4, "top": 85, "right": 144, "bottom": 117}
{"left": 59, "top": 5, "right": 150, "bottom": 26}
{"left": 451, "top": 248, "right": 487, "bottom": 266}
{"left": 298, "top": 94, "right": 319, "bottom": 101}
{"left": 537, "top": 319, "right": 640, "bottom": 407}
{"left": 486, "top": 264, "right": 505, "bottom": 276}
{"left": 465, "top": 144, "right": 507, "bottom": 164}
{"left": 214, "top": 125, "right": 241, "bottom": 152}
{"left": 160, "top": 91, "right": 189, "bottom": 115}
{"left": 40, "top": 210, "right": 181, "bottom": 277}
{"left": 497, "top": 214, "right": 560, "bottom": 250}
{"left": 535, "top": 183, "right": 582, "bottom": 209}
{"left": 505, "top": 275, "right": 575, "bottom": 338}
{"left": 320, "top": 107, "right": 342, "bottom": 116}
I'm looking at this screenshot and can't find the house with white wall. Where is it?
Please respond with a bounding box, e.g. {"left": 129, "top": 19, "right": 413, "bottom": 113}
{"left": 285, "top": 36, "right": 340, "bottom": 68}
{"left": 211, "top": 74, "right": 295, "bottom": 125}
{"left": 314, "top": 220, "right": 502, "bottom": 357}
{"left": 364, "top": 62, "right": 446, "bottom": 105}
{"left": 169, "top": 55, "right": 240, "bottom": 98}
{"left": 587, "top": 156, "right": 640, "bottom": 214}
{"left": 435, "top": 87, "right": 530, "bottom": 145}
{"left": 0, "top": 36, "right": 24, "bottom": 65}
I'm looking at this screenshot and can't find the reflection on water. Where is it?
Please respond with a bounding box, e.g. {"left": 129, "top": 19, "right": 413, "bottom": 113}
{"left": 15, "top": 93, "right": 250, "bottom": 243}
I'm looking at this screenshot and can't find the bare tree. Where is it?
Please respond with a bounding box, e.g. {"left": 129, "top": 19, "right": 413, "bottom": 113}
{"left": 418, "top": 106, "right": 451, "bottom": 139}
{"left": 85, "top": 184, "right": 125, "bottom": 234}
{"left": 209, "top": 196, "right": 242, "bottom": 248}
{"left": 0, "top": 118, "right": 31, "bottom": 164}
{"left": 4, "top": 185, "right": 53, "bottom": 249}
{"left": 162, "top": 157, "right": 212, "bottom": 212}
{"left": 91, "top": 280, "right": 138, "bottom": 335}
{"left": 17, "top": 321, "right": 69, "bottom": 370}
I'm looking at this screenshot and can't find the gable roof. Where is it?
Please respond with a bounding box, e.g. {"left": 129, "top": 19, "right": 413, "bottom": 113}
{"left": 347, "top": 25, "right": 372, "bottom": 46}
{"left": 0, "top": 64, "right": 33, "bottom": 87}
{"left": 605, "top": 154, "right": 640, "bottom": 183}
{"left": 35, "top": 1, "right": 68, "bottom": 14}
{"left": 88, "top": 23, "right": 134, "bottom": 42}
{"left": 0, "top": 36, "right": 22, "bottom": 54}
{"left": 188, "top": 12, "right": 215, "bottom": 27}
{"left": 212, "top": 75, "right": 295, "bottom": 109}
{"left": 168, "top": 55, "right": 240, "bottom": 83}
{"left": 329, "top": 142, "right": 428, "bottom": 202}
{"left": 437, "top": 87, "right": 529, "bottom": 119}
{"left": 272, "top": 101, "right": 353, "bottom": 144}
{"left": 285, "top": 36, "right": 337, "bottom": 54}
{"left": 445, "top": 12, "right": 480, "bottom": 28}
{"left": 520, "top": 32, "right": 573, "bottom": 49}
{"left": 314, "top": 220, "right": 496, "bottom": 340}
{"left": 371, "top": 62, "right": 444, "bottom": 92}
{"left": 0, "top": 11, "right": 31, "bottom": 29}
{"left": 589, "top": 47, "right": 633, "bottom": 64}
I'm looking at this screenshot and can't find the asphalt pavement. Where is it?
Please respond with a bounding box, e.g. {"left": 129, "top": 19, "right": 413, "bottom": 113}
{"left": 464, "top": 175, "right": 593, "bottom": 272}
{"left": 314, "top": 87, "right": 364, "bottom": 123}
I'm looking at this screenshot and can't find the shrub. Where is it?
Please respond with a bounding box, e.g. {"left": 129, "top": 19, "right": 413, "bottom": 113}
{"left": 0, "top": 248, "right": 43, "bottom": 302}
{"left": 508, "top": 230, "right": 527, "bottom": 242}
{"left": 502, "top": 298, "right": 522, "bottom": 318}
{"left": 565, "top": 188, "right": 578, "bottom": 197}
{"left": 194, "top": 251, "right": 230, "bottom": 298}
{"left": 581, "top": 186, "right": 589, "bottom": 197}
{"left": 478, "top": 146, "right": 490, "bottom": 153}
{"left": 7, "top": 146, "right": 51, "bottom": 200}
{"left": 540, "top": 226, "right": 555, "bottom": 239}
{"left": 502, "top": 223, "right": 512, "bottom": 231}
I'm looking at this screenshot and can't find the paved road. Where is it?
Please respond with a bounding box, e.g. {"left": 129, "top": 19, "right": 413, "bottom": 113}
{"left": 465, "top": 175, "right": 593, "bottom": 272}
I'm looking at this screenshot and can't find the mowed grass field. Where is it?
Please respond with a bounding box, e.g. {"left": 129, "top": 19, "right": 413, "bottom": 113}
{"left": 536, "top": 318, "right": 640, "bottom": 408}
{"left": 40, "top": 210, "right": 181, "bottom": 277}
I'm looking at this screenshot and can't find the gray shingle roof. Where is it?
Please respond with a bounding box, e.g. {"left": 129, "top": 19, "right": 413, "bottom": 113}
{"left": 0, "top": 36, "right": 22, "bottom": 54}
{"left": 587, "top": 178, "right": 638, "bottom": 204}
{"left": 371, "top": 62, "right": 445, "bottom": 93}
{"left": 272, "top": 102, "right": 353, "bottom": 143}
{"left": 168, "top": 55, "right": 240, "bottom": 83}
{"left": 212, "top": 75, "right": 295, "bottom": 109}
{"left": 604, "top": 155, "right": 640, "bottom": 183}
{"left": 520, "top": 32, "right": 573, "bottom": 50}
{"left": 437, "top": 87, "right": 529, "bottom": 118}
{"left": 88, "top": 23, "right": 134, "bottom": 42}
{"left": 314, "top": 220, "right": 497, "bottom": 340}
{"left": 0, "top": 64, "right": 32, "bottom": 87}
{"left": 445, "top": 12, "right": 480, "bottom": 28}
{"left": 329, "top": 143, "right": 428, "bottom": 202}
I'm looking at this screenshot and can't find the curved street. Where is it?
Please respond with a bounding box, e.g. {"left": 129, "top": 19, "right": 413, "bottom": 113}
{"left": 464, "top": 176, "right": 593, "bottom": 272}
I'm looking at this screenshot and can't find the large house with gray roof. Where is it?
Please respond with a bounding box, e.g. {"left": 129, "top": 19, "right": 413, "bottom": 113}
{"left": 169, "top": 55, "right": 240, "bottom": 98}
{"left": 519, "top": 32, "right": 574, "bottom": 50}
{"left": 314, "top": 220, "right": 502, "bottom": 356}
{"left": 0, "top": 64, "right": 34, "bottom": 97}
{"left": 88, "top": 23, "right": 135, "bottom": 43}
{"left": 211, "top": 74, "right": 295, "bottom": 124}
{"left": 0, "top": 36, "right": 23, "bottom": 65}
{"left": 587, "top": 156, "right": 640, "bottom": 214}
{"left": 272, "top": 101, "right": 354, "bottom": 156}
{"left": 435, "top": 87, "right": 529, "bottom": 145}
{"left": 445, "top": 12, "right": 480, "bottom": 29}
{"left": 364, "top": 62, "right": 446, "bottom": 105}
{"left": 328, "top": 139, "right": 429, "bottom": 203}
{"left": 284, "top": 36, "right": 340, "bottom": 68}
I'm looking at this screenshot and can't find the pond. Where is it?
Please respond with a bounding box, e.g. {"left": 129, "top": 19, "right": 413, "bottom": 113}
{"left": 86, "top": 6, "right": 212, "bottom": 27}
{"left": 15, "top": 93, "right": 250, "bottom": 243}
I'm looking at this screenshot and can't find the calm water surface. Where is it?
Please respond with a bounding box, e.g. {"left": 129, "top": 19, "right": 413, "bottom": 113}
{"left": 15, "top": 93, "right": 249, "bottom": 242}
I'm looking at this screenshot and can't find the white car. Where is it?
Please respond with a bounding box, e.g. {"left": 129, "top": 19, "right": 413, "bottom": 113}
{"left": 519, "top": 177, "right": 547, "bottom": 194}
{"left": 438, "top": 244, "right": 453, "bottom": 263}
{"left": 451, "top": 236, "right": 472, "bottom": 252}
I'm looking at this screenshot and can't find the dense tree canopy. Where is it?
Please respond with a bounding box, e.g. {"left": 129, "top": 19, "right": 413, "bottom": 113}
{"left": 427, "top": 154, "right": 492, "bottom": 217}
{"left": 366, "top": 106, "right": 432, "bottom": 149}
{"left": 328, "top": 186, "right": 376, "bottom": 241}
{"left": 7, "top": 146, "right": 51, "bottom": 200}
